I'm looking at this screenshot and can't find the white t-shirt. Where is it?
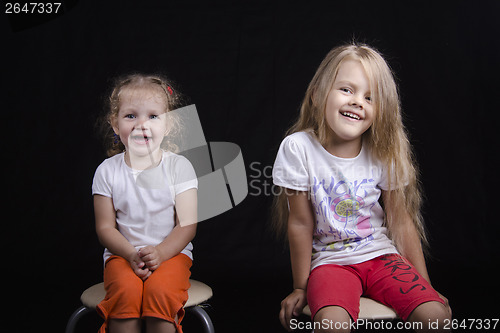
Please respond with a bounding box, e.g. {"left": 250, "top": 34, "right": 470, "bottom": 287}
{"left": 92, "top": 151, "right": 198, "bottom": 264}
{"left": 273, "top": 131, "right": 398, "bottom": 269}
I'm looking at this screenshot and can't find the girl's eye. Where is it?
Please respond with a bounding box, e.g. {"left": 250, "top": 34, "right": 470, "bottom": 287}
{"left": 340, "top": 88, "right": 352, "bottom": 94}
{"left": 365, "top": 96, "right": 372, "bottom": 102}
{"left": 125, "top": 114, "right": 136, "bottom": 119}
{"left": 149, "top": 114, "right": 159, "bottom": 119}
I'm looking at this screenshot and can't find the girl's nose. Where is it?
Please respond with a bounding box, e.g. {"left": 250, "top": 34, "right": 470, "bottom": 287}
{"left": 349, "top": 94, "right": 364, "bottom": 109}
{"left": 135, "top": 117, "right": 150, "bottom": 130}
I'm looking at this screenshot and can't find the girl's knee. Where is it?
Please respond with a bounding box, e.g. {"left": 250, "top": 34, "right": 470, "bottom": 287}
{"left": 145, "top": 317, "right": 177, "bottom": 333}
{"left": 313, "top": 306, "right": 353, "bottom": 333}
{"left": 433, "top": 303, "right": 451, "bottom": 322}
{"left": 108, "top": 318, "right": 141, "bottom": 333}
{"left": 408, "top": 301, "right": 451, "bottom": 331}
{"left": 414, "top": 301, "right": 450, "bottom": 320}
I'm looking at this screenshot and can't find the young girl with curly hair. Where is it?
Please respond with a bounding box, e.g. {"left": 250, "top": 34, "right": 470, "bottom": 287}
{"left": 93, "top": 74, "right": 197, "bottom": 333}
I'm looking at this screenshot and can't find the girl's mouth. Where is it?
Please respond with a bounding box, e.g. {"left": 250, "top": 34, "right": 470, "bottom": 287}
{"left": 131, "top": 135, "right": 152, "bottom": 145}
{"left": 340, "top": 111, "right": 362, "bottom": 120}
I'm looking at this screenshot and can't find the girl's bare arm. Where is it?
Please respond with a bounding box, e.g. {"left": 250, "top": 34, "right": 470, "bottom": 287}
{"left": 287, "top": 190, "right": 315, "bottom": 290}
{"left": 279, "top": 190, "right": 315, "bottom": 331}
{"left": 153, "top": 188, "right": 197, "bottom": 264}
{"left": 94, "top": 194, "right": 137, "bottom": 260}
{"left": 94, "top": 194, "right": 151, "bottom": 279}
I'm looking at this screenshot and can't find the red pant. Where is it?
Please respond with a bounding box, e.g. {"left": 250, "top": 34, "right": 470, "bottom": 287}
{"left": 97, "top": 254, "right": 192, "bottom": 333}
{"left": 307, "top": 254, "right": 445, "bottom": 321}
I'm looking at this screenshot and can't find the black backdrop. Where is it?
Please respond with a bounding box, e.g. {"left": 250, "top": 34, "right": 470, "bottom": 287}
{"left": 3, "top": 0, "right": 499, "bottom": 332}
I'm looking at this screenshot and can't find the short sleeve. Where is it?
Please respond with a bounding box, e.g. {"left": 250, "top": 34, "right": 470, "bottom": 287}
{"left": 377, "top": 163, "right": 391, "bottom": 191}
{"left": 377, "top": 160, "right": 409, "bottom": 191}
{"left": 92, "top": 162, "right": 113, "bottom": 197}
{"left": 171, "top": 155, "right": 198, "bottom": 196}
{"left": 272, "top": 136, "right": 309, "bottom": 191}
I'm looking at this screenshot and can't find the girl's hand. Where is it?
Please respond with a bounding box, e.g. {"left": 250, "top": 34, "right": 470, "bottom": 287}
{"left": 279, "top": 288, "right": 308, "bottom": 332}
{"left": 128, "top": 252, "right": 151, "bottom": 281}
{"left": 138, "top": 245, "right": 162, "bottom": 271}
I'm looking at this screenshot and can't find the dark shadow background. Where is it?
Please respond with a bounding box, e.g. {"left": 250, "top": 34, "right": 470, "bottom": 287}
{"left": 3, "top": 0, "right": 499, "bottom": 332}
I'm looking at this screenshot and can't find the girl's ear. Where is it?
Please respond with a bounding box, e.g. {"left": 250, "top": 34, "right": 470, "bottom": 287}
{"left": 109, "top": 117, "right": 119, "bottom": 135}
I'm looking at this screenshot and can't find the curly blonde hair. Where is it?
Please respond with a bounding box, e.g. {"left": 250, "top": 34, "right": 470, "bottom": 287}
{"left": 99, "top": 73, "right": 183, "bottom": 157}
{"left": 272, "top": 43, "right": 427, "bottom": 254}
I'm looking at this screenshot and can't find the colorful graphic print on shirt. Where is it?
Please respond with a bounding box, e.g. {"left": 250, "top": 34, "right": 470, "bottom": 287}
{"left": 311, "top": 173, "right": 381, "bottom": 254}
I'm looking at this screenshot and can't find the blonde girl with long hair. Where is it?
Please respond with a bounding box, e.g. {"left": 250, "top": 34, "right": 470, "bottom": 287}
{"left": 272, "top": 44, "right": 451, "bottom": 332}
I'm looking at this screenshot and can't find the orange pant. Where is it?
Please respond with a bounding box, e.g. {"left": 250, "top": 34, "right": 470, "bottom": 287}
{"left": 97, "top": 253, "right": 192, "bottom": 333}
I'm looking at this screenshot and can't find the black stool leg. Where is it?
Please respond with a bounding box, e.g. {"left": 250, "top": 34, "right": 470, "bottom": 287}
{"left": 187, "top": 305, "right": 215, "bottom": 333}
{"left": 65, "top": 306, "right": 93, "bottom": 333}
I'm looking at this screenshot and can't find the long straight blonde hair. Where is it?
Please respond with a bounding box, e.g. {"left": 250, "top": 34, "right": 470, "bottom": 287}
{"left": 272, "top": 43, "right": 427, "bottom": 254}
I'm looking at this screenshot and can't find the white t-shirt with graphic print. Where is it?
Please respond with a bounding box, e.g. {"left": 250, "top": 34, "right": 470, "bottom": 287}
{"left": 92, "top": 151, "right": 198, "bottom": 264}
{"left": 273, "top": 131, "right": 398, "bottom": 270}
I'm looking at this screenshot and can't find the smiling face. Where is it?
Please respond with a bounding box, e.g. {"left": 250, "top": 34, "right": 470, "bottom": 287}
{"left": 112, "top": 87, "right": 169, "bottom": 168}
{"left": 324, "top": 59, "right": 375, "bottom": 155}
